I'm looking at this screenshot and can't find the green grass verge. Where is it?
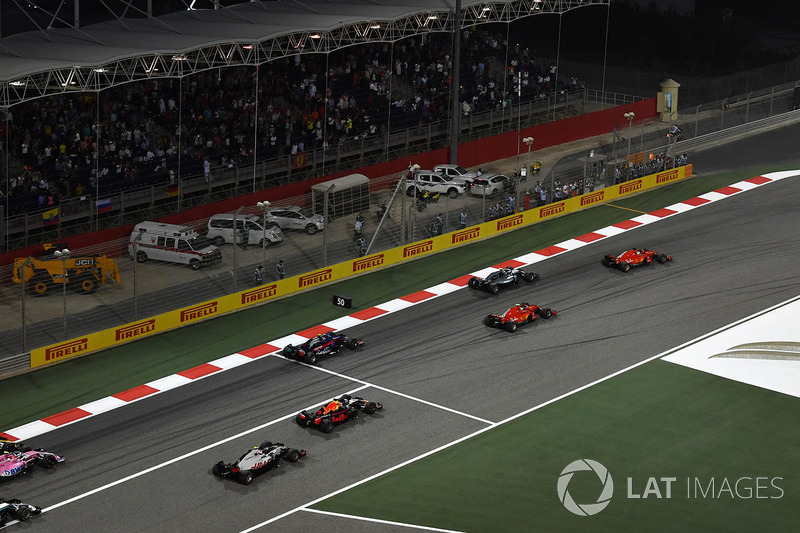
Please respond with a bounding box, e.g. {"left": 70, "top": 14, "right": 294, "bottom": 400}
{"left": 313, "top": 361, "right": 800, "bottom": 532}
{"left": 1, "top": 165, "right": 794, "bottom": 431}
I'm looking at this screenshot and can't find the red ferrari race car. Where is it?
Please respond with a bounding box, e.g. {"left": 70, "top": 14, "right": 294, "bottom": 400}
{"left": 602, "top": 248, "right": 673, "bottom": 272}
{"left": 295, "top": 394, "right": 382, "bottom": 434}
{"left": 484, "top": 303, "right": 556, "bottom": 332}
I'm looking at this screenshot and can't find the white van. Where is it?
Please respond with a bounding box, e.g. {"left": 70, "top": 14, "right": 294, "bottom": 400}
{"left": 128, "top": 221, "right": 222, "bottom": 269}
{"left": 206, "top": 214, "right": 283, "bottom": 247}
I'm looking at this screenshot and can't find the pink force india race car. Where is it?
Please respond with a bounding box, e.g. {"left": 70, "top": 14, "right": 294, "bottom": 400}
{"left": 0, "top": 443, "right": 66, "bottom": 479}
{"left": 602, "top": 248, "right": 673, "bottom": 272}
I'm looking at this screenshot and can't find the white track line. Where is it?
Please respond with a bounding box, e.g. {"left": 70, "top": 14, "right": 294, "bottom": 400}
{"left": 302, "top": 508, "right": 466, "bottom": 533}
{"left": 272, "top": 354, "right": 495, "bottom": 425}
{"left": 40, "top": 384, "right": 370, "bottom": 514}
{"left": 239, "top": 293, "right": 800, "bottom": 532}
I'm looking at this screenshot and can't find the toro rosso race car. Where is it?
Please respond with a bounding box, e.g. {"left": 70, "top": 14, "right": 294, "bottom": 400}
{"left": 484, "top": 303, "right": 557, "bottom": 332}
{"left": 0, "top": 447, "right": 65, "bottom": 479}
{"left": 282, "top": 332, "right": 364, "bottom": 364}
{"left": 212, "top": 441, "right": 306, "bottom": 485}
{"left": 0, "top": 498, "right": 42, "bottom": 527}
{"left": 467, "top": 266, "right": 540, "bottom": 294}
{"left": 602, "top": 248, "right": 673, "bottom": 272}
{"left": 296, "top": 394, "right": 382, "bottom": 434}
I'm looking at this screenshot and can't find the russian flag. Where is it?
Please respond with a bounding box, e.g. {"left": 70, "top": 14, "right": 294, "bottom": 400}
{"left": 96, "top": 198, "right": 112, "bottom": 213}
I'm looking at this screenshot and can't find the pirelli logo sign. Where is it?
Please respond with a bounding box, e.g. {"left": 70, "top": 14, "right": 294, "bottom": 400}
{"left": 299, "top": 268, "right": 332, "bottom": 288}
{"left": 656, "top": 169, "right": 680, "bottom": 184}
{"left": 619, "top": 180, "right": 642, "bottom": 195}
{"left": 581, "top": 190, "right": 605, "bottom": 206}
{"left": 115, "top": 319, "right": 156, "bottom": 341}
{"left": 452, "top": 227, "right": 480, "bottom": 244}
{"left": 180, "top": 302, "right": 218, "bottom": 323}
{"left": 353, "top": 254, "right": 385, "bottom": 273}
{"left": 403, "top": 240, "right": 433, "bottom": 258}
{"left": 539, "top": 202, "right": 565, "bottom": 219}
{"left": 45, "top": 338, "right": 89, "bottom": 362}
{"left": 241, "top": 284, "right": 277, "bottom": 305}
{"left": 497, "top": 214, "right": 523, "bottom": 231}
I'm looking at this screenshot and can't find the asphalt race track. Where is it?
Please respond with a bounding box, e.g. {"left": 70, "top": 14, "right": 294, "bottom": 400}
{"left": 5, "top": 129, "right": 800, "bottom": 532}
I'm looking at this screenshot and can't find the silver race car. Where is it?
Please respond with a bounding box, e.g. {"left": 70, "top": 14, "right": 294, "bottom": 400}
{"left": 212, "top": 441, "right": 306, "bottom": 485}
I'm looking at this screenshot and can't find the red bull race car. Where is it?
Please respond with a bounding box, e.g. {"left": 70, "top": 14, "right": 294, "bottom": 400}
{"left": 282, "top": 332, "right": 364, "bottom": 364}
{"left": 212, "top": 441, "right": 306, "bottom": 485}
{"left": 602, "top": 248, "right": 673, "bottom": 272}
{"left": 295, "top": 394, "right": 382, "bottom": 434}
{"left": 484, "top": 303, "right": 557, "bottom": 332}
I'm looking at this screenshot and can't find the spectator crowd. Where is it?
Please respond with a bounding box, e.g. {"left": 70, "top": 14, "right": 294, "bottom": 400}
{"left": 1, "top": 27, "right": 586, "bottom": 217}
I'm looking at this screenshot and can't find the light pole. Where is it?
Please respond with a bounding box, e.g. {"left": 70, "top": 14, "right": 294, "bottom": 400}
{"left": 523, "top": 136, "right": 534, "bottom": 176}
{"left": 53, "top": 248, "right": 70, "bottom": 340}
{"left": 133, "top": 230, "right": 143, "bottom": 321}
{"left": 257, "top": 200, "right": 271, "bottom": 270}
{"left": 624, "top": 112, "right": 635, "bottom": 164}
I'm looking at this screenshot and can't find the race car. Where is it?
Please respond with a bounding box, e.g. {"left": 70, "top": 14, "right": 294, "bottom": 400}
{"left": 602, "top": 248, "right": 673, "bottom": 272}
{"left": 212, "top": 441, "right": 306, "bottom": 486}
{"left": 0, "top": 498, "right": 42, "bottom": 527}
{"left": 296, "top": 394, "right": 382, "bottom": 434}
{"left": 467, "top": 266, "right": 540, "bottom": 294}
{"left": 0, "top": 447, "right": 65, "bottom": 479}
{"left": 282, "top": 332, "right": 364, "bottom": 364}
{"left": 0, "top": 440, "right": 27, "bottom": 454}
{"left": 484, "top": 303, "right": 557, "bottom": 332}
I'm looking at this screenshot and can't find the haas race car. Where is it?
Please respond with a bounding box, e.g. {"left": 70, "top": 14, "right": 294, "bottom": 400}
{"left": 296, "top": 394, "right": 382, "bottom": 434}
{"left": 602, "top": 248, "right": 673, "bottom": 272}
{"left": 212, "top": 441, "right": 306, "bottom": 485}
{"left": 282, "top": 332, "right": 364, "bottom": 364}
{"left": 0, "top": 446, "right": 65, "bottom": 479}
{"left": 468, "top": 266, "right": 539, "bottom": 294}
{"left": 484, "top": 303, "right": 557, "bottom": 332}
{"left": 0, "top": 498, "right": 42, "bottom": 527}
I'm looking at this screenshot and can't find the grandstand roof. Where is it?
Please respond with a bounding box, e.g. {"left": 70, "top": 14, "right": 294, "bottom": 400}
{"left": 0, "top": 0, "right": 608, "bottom": 106}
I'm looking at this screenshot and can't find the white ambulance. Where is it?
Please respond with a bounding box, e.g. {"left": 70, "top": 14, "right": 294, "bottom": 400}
{"left": 128, "top": 222, "right": 222, "bottom": 269}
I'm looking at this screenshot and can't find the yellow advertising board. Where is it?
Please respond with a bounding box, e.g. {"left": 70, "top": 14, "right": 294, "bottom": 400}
{"left": 31, "top": 165, "right": 691, "bottom": 368}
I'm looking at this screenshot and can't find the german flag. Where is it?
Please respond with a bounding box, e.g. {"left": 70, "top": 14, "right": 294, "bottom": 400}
{"left": 166, "top": 184, "right": 180, "bottom": 197}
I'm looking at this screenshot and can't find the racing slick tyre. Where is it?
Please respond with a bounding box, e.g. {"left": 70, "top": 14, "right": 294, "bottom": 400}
{"left": 484, "top": 315, "right": 497, "bottom": 327}
{"left": 282, "top": 345, "right": 296, "bottom": 359}
{"left": 212, "top": 462, "right": 224, "bottom": 477}
{"left": 320, "top": 420, "right": 334, "bottom": 434}
{"left": 284, "top": 449, "right": 301, "bottom": 463}
{"left": 537, "top": 308, "right": 554, "bottom": 319}
{"left": 503, "top": 322, "right": 518, "bottom": 332}
{"left": 602, "top": 256, "right": 612, "bottom": 267}
{"left": 619, "top": 262, "right": 631, "bottom": 273}
{"left": 656, "top": 253, "right": 667, "bottom": 263}
{"left": 468, "top": 278, "right": 479, "bottom": 289}
{"left": 488, "top": 283, "right": 499, "bottom": 295}
{"left": 365, "top": 402, "right": 378, "bottom": 415}
{"left": 260, "top": 441, "right": 273, "bottom": 449}
{"left": 345, "top": 337, "right": 360, "bottom": 350}
{"left": 339, "top": 394, "right": 352, "bottom": 402}
{"left": 521, "top": 272, "right": 535, "bottom": 282}
{"left": 44, "top": 455, "right": 58, "bottom": 468}
{"left": 16, "top": 507, "right": 32, "bottom": 522}
{"left": 239, "top": 471, "right": 254, "bottom": 485}
{"left": 295, "top": 413, "right": 307, "bottom": 426}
